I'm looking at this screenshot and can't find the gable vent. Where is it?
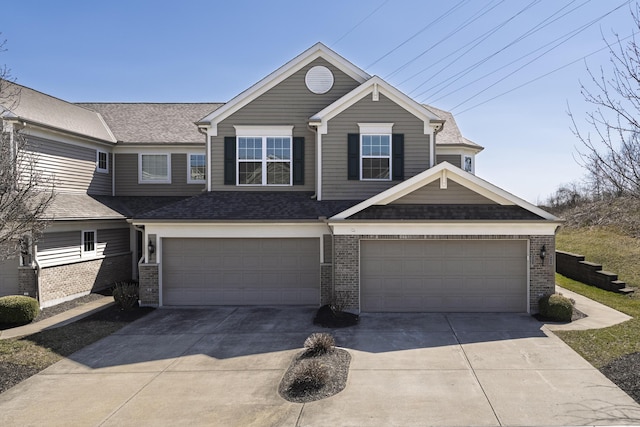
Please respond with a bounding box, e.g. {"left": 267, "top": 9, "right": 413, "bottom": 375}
{"left": 305, "top": 66, "right": 334, "bottom": 94}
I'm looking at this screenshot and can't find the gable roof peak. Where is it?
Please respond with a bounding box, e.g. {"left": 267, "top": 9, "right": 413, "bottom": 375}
{"left": 197, "top": 43, "right": 370, "bottom": 134}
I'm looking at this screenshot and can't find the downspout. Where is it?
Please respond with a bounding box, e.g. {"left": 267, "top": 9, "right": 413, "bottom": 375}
{"left": 133, "top": 225, "right": 145, "bottom": 264}
{"left": 308, "top": 123, "right": 321, "bottom": 200}
{"left": 32, "top": 243, "right": 42, "bottom": 306}
{"left": 321, "top": 217, "right": 336, "bottom": 303}
{"left": 197, "top": 126, "right": 210, "bottom": 191}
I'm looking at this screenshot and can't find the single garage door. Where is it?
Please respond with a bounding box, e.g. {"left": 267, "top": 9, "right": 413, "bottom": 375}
{"left": 361, "top": 240, "right": 527, "bottom": 312}
{"left": 162, "top": 238, "right": 320, "bottom": 306}
{"left": 0, "top": 256, "right": 19, "bottom": 297}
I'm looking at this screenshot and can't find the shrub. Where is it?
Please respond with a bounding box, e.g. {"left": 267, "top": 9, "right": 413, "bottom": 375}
{"left": 304, "top": 332, "right": 335, "bottom": 356}
{"left": 539, "top": 293, "right": 573, "bottom": 322}
{"left": 112, "top": 281, "right": 139, "bottom": 310}
{"left": 288, "top": 360, "right": 328, "bottom": 394}
{"left": 0, "top": 295, "right": 40, "bottom": 324}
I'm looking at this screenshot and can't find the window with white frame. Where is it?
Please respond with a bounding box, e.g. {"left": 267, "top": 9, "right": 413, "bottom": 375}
{"left": 81, "top": 230, "right": 96, "bottom": 256}
{"left": 188, "top": 153, "right": 206, "bottom": 183}
{"left": 235, "top": 126, "right": 293, "bottom": 186}
{"left": 463, "top": 155, "right": 473, "bottom": 173}
{"left": 361, "top": 134, "right": 391, "bottom": 180}
{"left": 139, "top": 154, "right": 171, "bottom": 183}
{"left": 96, "top": 151, "right": 108, "bottom": 173}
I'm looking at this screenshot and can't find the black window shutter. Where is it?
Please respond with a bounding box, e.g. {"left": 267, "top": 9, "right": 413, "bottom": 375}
{"left": 224, "top": 137, "right": 236, "bottom": 185}
{"left": 293, "top": 137, "right": 304, "bottom": 185}
{"left": 347, "top": 133, "right": 360, "bottom": 180}
{"left": 392, "top": 134, "right": 404, "bottom": 181}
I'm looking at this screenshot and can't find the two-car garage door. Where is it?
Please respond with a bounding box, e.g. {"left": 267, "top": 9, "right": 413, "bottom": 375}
{"left": 361, "top": 240, "right": 527, "bottom": 312}
{"left": 162, "top": 238, "right": 320, "bottom": 306}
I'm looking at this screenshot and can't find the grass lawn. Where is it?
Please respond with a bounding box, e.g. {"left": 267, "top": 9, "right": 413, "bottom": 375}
{"left": 557, "top": 226, "right": 640, "bottom": 289}
{"left": 0, "top": 305, "right": 152, "bottom": 394}
{"left": 555, "top": 274, "right": 640, "bottom": 368}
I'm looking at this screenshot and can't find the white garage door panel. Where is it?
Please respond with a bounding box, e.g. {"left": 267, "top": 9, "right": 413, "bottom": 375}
{"left": 0, "top": 257, "right": 19, "bottom": 297}
{"left": 361, "top": 240, "right": 527, "bottom": 312}
{"left": 162, "top": 238, "right": 320, "bottom": 306}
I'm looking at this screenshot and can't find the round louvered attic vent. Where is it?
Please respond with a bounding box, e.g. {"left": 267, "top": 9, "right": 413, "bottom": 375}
{"left": 305, "top": 66, "right": 334, "bottom": 94}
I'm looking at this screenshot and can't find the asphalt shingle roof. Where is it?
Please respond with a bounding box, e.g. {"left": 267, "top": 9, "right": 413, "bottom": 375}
{"left": 425, "top": 105, "right": 483, "bottom": 150}
{"left": 0, "top": 81, "right": 115, "bottom": 142}
{"left": 77, "top": 103, "right": 223, "bottom": 144}
{"left": 135, "top": 192, "right": 361, "bottom": 221}
{"left": 348, "top": 204, "right": 544, "bottom": 220}
{"left": 45, "top": 194, "right": 126, "bottom": 220}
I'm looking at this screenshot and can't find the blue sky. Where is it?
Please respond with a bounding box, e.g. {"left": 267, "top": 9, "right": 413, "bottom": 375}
{"left": 1, "top": 0, "right": 636, "bottom": 203}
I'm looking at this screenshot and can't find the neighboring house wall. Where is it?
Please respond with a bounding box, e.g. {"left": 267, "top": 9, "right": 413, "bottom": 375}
{"left": 25, "top": 136, "right": 112, "bottom": 195}
{"left": 436, "top": 154, "right": 462, "bottom": 168}
{"left": 114, "top": 153, "right": 205, "bottom": 196}
{"left": 391, "top": 180, "right": 496, "bottom": 204}
{"left": 210, "top": 58, "right": 361, "bottom": 191}
{"left": 321, "top": 94, "right": 430, "bottom": 200}
{"left": 37, "top": 228, "right": 130, "bottom": 267}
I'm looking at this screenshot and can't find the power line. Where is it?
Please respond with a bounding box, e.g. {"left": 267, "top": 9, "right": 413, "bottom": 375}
{"left": 331, "top": 0, "right": 389, "bottom": 47}
{"left": 406, "top": 0, "right": 587, "bottom": 97}
{"left": 365, "top": 0, "right": 469, "bottom": 69}
{"left": 455, "top": 29, "right": 639, "bottom": 115}
{"left": 446, "top": 0, "right": 632, "bottom": 112}
{"left": 385, "top": 0, "right": 511, "bottom": 80}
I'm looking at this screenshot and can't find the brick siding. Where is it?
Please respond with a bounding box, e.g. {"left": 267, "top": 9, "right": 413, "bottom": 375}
{"left": 139, "top": 263, "right": 159, "bottom": 306}
{"left": 38, "top": 253, "right": 132, "bottom": 307}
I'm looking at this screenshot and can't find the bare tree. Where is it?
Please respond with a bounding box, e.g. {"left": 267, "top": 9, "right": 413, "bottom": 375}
{"left": 0, "top": 38, "right": 55, "bottom": 261}
{"left": 569, "top": 3, "right": 640, "bottom": 199}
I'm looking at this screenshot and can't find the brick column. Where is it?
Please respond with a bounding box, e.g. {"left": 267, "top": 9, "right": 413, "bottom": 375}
{"left": 18, "top": 267, "right": 37, "bottom": 298}
{"left": 139, "top": 263, "right": 159, "bottom": 307}
{"left": 333, "top": 235, "right": 360, "bottom": 310}
{"left": 529, "top": 235, "right": 556, "bottom": 313}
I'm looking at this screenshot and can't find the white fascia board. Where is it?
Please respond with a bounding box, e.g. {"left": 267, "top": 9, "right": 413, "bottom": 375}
{"left": 233, "top": 125, "right": 294, "bottom": 136}
{"left": 330, "top": 162, "right": 559, "bottom": 221}
{"left": 310, "top": 76, "right": 442, "bottom": 135}
{"left": 329, "top": 221, "right": 561, "bottom": 236}
{"left": 113, "top": 145, "right": 205, "bottom": 154}
{"left": 436, "top": 145, "right": 483, "bottom": 155}
{"left": 201, "top": 43, "right": 370, "bottom": 136}
{"left": 138, "top": 222, "right": 328, "bottom": 239}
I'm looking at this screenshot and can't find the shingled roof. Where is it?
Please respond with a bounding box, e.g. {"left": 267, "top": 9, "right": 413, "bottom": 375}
{"left": 135, "top": 192, "right": 361, "bottom": 221}
{"left": 77, "top": 103, "right": 222, "bottom": 144}
{"left": 348, "top": 204, "right": 544, "bottom": 220}
{"left": 425, "top": 105, "right": 483, "bottom": 151}
{"left": 0, "top": 81, "right": 115, "bottom": 142}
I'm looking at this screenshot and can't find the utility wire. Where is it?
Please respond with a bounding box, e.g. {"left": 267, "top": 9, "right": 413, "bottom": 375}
{"left": 385, "top": 0, "right": 514, "bottom": 80}
{"left": 332, "top": 0, "right": 389, "bottom": 47}
{"left": 455, "top": 29, "right": 640, "bottom": 115}
{"left": 445, "top": 0, "right": 632, "bottom": 111}
{"left": 406, "top": 0, "right": 587, "bottom": 97}
{"left": 365, "top": 0, "right": 469, "bottom": 69}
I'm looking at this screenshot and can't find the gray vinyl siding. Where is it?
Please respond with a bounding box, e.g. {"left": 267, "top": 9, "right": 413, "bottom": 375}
{"left": 114, "top": 153, "right": 205, "bottom": 196}
{"left": 37, "top": 228, "right": 130, "bottom": 267}
{"left": 25, "top": 136, "right": 112, "bottom": 195}
{"left": 436, "top": 154, "right": 462, "bottom": 168}
{"left": 321, "top": 94, "right": 430, "bottom": 200}
{"left": 210, "top": 58, "right": 361, "bottom": 191}
{"left": 392, "top": 179, "right": 497, "bottom": 204}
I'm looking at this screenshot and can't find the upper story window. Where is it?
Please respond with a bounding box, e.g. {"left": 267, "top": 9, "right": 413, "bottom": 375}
{"left": 234, "top": 125, "right": 293, "bottom": 186}
{"left": 139, "top": 153, "right": 171, "bottom": 184}
{"left": 361, "top": 134, "right": 391, "bottom": 180}
{"left": 188, "top": 153, "right": 206, "bottom": 183}
{"left": 463, "top": 155, "right": 474, "bottom": 173}
{"left": 81, "top": 230, "right": 96, "bottom": 257}
{"left": 96, "top": 151, "right": 108, "bottom": 173}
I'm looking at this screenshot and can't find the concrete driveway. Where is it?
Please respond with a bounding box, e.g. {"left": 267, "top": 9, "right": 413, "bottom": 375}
{"left": 1, "top": 307, "right": 640, "bottom": 427}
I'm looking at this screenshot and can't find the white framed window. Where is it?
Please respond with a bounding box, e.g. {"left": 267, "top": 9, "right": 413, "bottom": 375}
{"left": 96, "top": 151, "right": 108, "bottom": 173}
{"left": 361, "top": 134, "right": 391, "bottom": 180}
{"left": 188, "top": 153, "right": 206, "bottom": 183}
{"left": 463, "top": 155, "right": 474, "bottom": 173}
{"left": 234, "top": 126, "right": 294, "bottom": 186}
{"left": 81, "top": 230, "right": 96, "bottom": 257}
{"left": 139, "top": 153, "right": 171, "bottom": 184}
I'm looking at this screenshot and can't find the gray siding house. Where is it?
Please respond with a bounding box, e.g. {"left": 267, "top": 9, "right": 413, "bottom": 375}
{"left": 0, "top": 43, "right": 559, "bottom": 312}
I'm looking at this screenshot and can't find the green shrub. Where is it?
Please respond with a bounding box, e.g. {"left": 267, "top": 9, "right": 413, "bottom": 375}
{"left": 112, "top": 282, "right": 139, "bottom": 310}
{"left": 539, "top": 293, "right": 573, "bottom": 322}
{"left": 304, "top": 333, "right": 335, "bottom": 356}
{"left": 0, "top": 295, "right": 40, "bottom": 324}
{"left": 288, "top": 360, "right": 328, "bottom": 394}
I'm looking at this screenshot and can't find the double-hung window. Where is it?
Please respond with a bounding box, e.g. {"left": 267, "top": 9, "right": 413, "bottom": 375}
{"left": 361, "top": 134, "right": 391, "bottom": 180}
{"left": 188, "top": 153, "right": 206, "bottom": 183}
{"left": 96, "top": 151, "right": 108, "bottom": 173}
{"left": 139, "top": 153, "right": 171, "bottom": 184}
{"left": 235, "top": 126, "right": 293, "bottom": 186}
{"left": 81, "top": 230, "right": 96, "bottom": 257}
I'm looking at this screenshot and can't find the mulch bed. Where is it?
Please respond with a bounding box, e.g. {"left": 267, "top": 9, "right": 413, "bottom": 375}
{"left": 600, "top": 352, "right": 640, "bottom": 404}
{"left": 313, "top": 305, "right": 359, "bottom": 328}
{"left": 533, "top": 307, "right": 587, "bottom": 323}
{"left": 279, "top": 348, "right": 351, "bottom": 403}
